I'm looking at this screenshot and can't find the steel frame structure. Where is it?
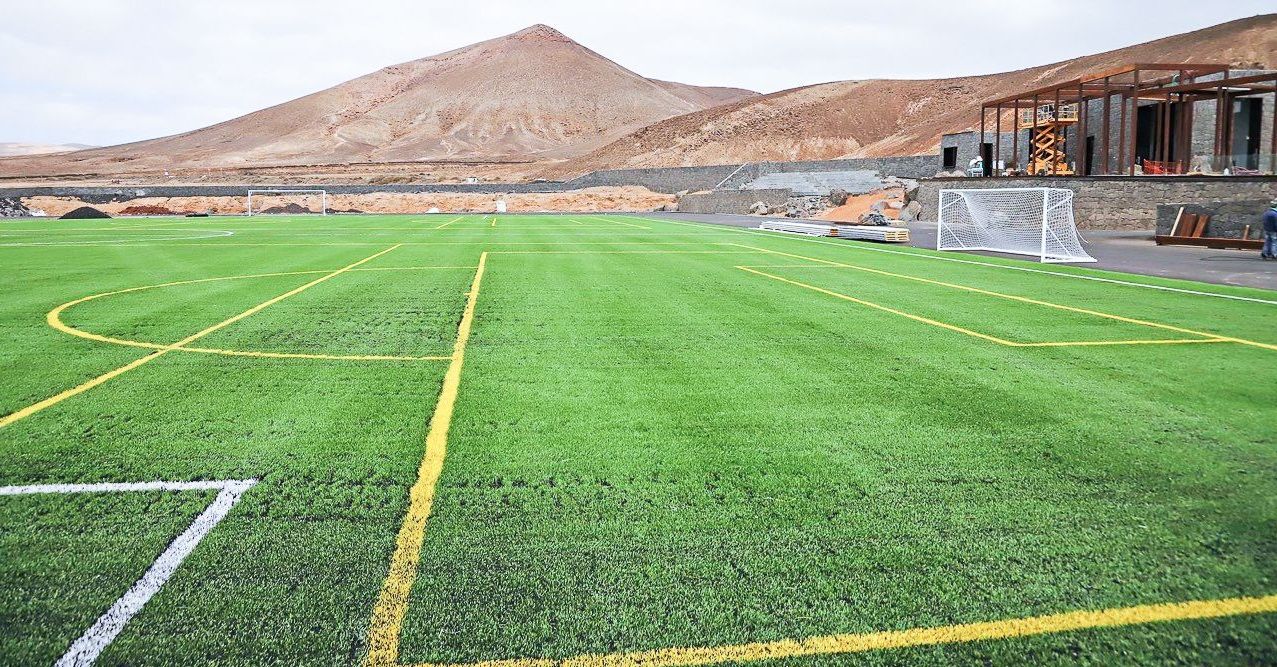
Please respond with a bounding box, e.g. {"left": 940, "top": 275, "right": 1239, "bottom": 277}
{"left": 976, "top": 64, "right": 1277, "bottom": 176}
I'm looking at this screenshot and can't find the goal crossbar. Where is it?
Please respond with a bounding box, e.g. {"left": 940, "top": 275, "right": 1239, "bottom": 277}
{"left": 246, "top": 189, "right": 328, "bottom": 216}
{"left": 937, "top": 187, "right": 1095, "bottom": 263}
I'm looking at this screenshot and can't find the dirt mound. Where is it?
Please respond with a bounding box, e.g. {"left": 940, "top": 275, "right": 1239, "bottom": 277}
{"left": 260, "top": 203, "right": 316, "bottom": 214}
{"left": 119, "top": 204, "right": 177, "bottom": 215}
{"left": 60, "top": 206, "right": 111, "bottom": 219}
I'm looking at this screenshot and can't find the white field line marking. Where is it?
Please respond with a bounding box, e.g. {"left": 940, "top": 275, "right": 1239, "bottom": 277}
{"left": 0, "top": 479, "right": 257, "bottom": 666}
{"left": 620, "top": 216, "right": 1277, "bottom": 306}
{"left": 0, "top": 230, "right": 235, "bottom": 247}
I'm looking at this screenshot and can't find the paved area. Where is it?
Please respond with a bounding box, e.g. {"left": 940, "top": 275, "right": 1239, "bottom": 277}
{"left": 648, "top": 213, "right": 1277, "bottom": 292}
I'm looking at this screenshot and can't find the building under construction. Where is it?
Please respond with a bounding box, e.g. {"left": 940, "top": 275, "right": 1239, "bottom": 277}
{"left": 941, "top": 64, "right": 1276, "bottom": 177}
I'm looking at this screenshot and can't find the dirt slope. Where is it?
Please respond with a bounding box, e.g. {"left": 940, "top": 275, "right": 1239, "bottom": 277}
{"left": 0, "top": 143, "right": 96, "bottom": 157}
{"left": 0, "top": 25, "right": 755, "bottom": 177}
{"left": 543, "top": 14, "right": 1277, "bottom": 177}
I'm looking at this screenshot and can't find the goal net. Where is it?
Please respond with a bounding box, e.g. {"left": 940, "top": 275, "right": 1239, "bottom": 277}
{"left": 937, "top": 188, "right": 1094, "bottom": 263}
{"left": 246, "top": 190, "right": 328, "bottom": 216}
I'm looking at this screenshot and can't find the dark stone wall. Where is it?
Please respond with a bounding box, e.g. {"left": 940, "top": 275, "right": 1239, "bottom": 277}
{"left": 677, "top": 189, "right": 792, "bottom": 214}
{"left": 0, "top": 182, "right": 569, "bottom": 204}
{"left": 563, "top": 165, "right": 742, "bottom": 193}
{"left": 1155, "top": 201, "right": 1271, "bottom": 239}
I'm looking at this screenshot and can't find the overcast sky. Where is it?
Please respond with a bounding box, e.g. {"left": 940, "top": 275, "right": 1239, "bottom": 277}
{"left": 1, "top": 1, "right": 1271, "bottom": 147}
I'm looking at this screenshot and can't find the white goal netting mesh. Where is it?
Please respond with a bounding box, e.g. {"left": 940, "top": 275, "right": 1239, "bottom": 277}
{"left": 937, "top": 188, "right": 1094, "bottom": 263}
{"left": 246, "top": 190, "right": 328, "bottom": 216}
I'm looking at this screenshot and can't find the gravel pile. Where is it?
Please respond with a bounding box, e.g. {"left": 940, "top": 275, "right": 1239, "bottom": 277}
{"left": 0, "top": 197, "right": 31, "bottom": 217}
{"left": 60, "top": 206, "right": 112, "bottom": 219}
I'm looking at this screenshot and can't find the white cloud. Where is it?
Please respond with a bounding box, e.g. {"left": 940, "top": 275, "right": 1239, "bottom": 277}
{"left": 0, "top": 0, "right": 1270, "bottom": 145}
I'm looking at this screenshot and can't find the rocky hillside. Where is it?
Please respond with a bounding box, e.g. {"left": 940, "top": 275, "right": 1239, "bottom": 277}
{"left": 543, "top": 14, "right": 1277, "bottom": 177}
{"left": 0, "top": 25, "right": 754, "bottom": 177}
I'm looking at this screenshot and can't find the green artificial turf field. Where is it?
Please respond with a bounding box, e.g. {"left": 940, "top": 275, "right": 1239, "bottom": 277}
{"left": 1, "top": 213, "right": 1275, "bottom": 666}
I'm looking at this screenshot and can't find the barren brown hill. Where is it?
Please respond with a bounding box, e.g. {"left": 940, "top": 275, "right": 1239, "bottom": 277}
{"left": 0, "top": 24, "right": 754, "bottom": 178}
{"left": 543, "top": 14, "right": 1277, "bottom": 177}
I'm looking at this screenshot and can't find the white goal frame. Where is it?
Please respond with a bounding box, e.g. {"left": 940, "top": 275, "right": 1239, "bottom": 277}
{"left": 937, "top": 187, "right": 1095, "bottom": 263}
{"left": 246, "top": 189, "right": 328, "bottom": 216}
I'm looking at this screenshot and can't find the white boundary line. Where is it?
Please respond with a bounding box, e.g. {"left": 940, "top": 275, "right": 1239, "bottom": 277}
{"left": 0, "top": 478, "right": 257, "bottom": 666}
{"left": 630, "top": 216, "right": 1277, "bottom": 306}
{"left": 0, "top": 230, "right": 235, "bottom": 247}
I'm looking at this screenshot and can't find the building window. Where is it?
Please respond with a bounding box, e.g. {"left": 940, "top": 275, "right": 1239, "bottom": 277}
{"left": 942, "top": 146, "right": 958, "bottom": 170}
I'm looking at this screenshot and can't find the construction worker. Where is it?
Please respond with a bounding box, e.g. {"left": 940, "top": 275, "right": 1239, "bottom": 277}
{"left": 968, "top": 153, "right": 984, "bottom": 177}
{"left": 1263, "top": 198, "right": 1277, "bottom": 260}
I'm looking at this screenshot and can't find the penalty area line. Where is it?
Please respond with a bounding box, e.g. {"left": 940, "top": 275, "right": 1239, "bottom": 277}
{"left": 408, "top": 593, "right": 1277, "bottom": 667}
{"left": 0, "top": 479, "right": 257, "bottom": 667}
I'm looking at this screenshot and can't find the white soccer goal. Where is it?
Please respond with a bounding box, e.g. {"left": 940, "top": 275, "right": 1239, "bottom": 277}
{"left": 246, "top": 189, "right": 328, "bottom": 216}
{"left": 937, "top": 188, "right": 1095, "bottom": 263}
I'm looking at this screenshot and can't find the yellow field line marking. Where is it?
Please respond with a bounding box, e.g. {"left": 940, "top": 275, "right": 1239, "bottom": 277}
{"left": 738, "top": 266, "right": 1024, "bottom": 346}
{"left": 434, "top": 216, "right": 466, "bottom": 229}
{"left": 170, "top": 347, "right": 448, "bottom": 361}
{"left": 408, "top": 593, "right": 1277, "bottom": 667}
{"left": 733, "top": 245, "right": 1276, "bottom": 350}
{"left": 582, "top": 215, "right": 651, "bottom": 230}
{"left": 363, "top": 251, "right": 488, "bottom": 667}
{"left": 0, "top": 245, "right": 401, "bottom": 430}
{"left": 490, "top": 217, "right": 497, "bottom": 227}
{"left": 45, "top": 264, "right": 475, "bottom": 359}
{"left": 737, "top": 267, "right": 1225, "bottom": 348}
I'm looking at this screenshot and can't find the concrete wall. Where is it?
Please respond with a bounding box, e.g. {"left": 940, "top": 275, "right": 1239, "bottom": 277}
{"left": 913, "top": 175, "right": 1277, "bottom": 230}
{"left": 677, "top": 188, "right": 792, "bottom": 214}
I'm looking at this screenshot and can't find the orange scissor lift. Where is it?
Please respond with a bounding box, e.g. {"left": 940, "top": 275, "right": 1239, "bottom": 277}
{"left": 1019, "top": 104, "right": 1078, "bottom": 175}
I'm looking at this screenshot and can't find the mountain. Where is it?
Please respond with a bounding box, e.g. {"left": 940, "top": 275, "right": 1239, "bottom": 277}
{"left": 0, "top": 142, "right": 96, "bottom": 157}
{"left": 0, "top": 25, "right": 755, "bottom": 176}
{"left": 543, "top": 14, "right": 1277, "bottom": 177}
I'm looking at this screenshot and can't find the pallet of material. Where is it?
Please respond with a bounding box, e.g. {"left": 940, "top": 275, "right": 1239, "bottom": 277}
{"left": 1153, "top": 235, "right": 1261, "bottom": 249}
{"left": 758, "top": 220, "right": 910, "bottom": 243}
{"left": 1155, "top": 207, "right": 1261, "bottom": 249}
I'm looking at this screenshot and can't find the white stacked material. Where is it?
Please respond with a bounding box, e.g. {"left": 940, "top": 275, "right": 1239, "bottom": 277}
{"left": 758, "top": 220, "right": 909, "bottom": 242}
{"left": 742, "top": 170, "right": 883, "bottom": 196}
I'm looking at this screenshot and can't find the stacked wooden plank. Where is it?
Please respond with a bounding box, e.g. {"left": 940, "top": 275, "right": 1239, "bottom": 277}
{"left": 1155, "top": 207, "right": 1261, "bottom": 249}
{"left": 758, "top": 219, "right": 910, "bottom": 243}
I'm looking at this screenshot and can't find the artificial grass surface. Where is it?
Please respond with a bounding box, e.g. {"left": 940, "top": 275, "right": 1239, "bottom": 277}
{"left": 0, "top": 214, "right": 1274, "bottom": 665}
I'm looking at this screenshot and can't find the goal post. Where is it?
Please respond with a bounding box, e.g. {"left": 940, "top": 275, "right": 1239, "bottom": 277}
{"left": 937, "top": 187, "right": 1095, "bottom": 263}
{"left": 245, "top": 189, "right": 328, "bottom": 216}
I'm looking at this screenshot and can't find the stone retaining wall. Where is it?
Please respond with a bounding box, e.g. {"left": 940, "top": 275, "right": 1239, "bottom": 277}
{"left": 913, "top": 176, "right": 1277, "bottom": 229}
{"left": 563, "top": 165, "right": 742, "bottom": 193}
{"left": 677, "top": 189, "right": 792, "bottom": 214}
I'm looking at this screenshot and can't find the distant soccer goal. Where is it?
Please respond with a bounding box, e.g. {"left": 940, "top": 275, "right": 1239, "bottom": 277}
{"left": 246, "top": 189, "right": 328, "bottom": 216}
{"left": 937, "top": 188, "right": 1094, "bottom": 263}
